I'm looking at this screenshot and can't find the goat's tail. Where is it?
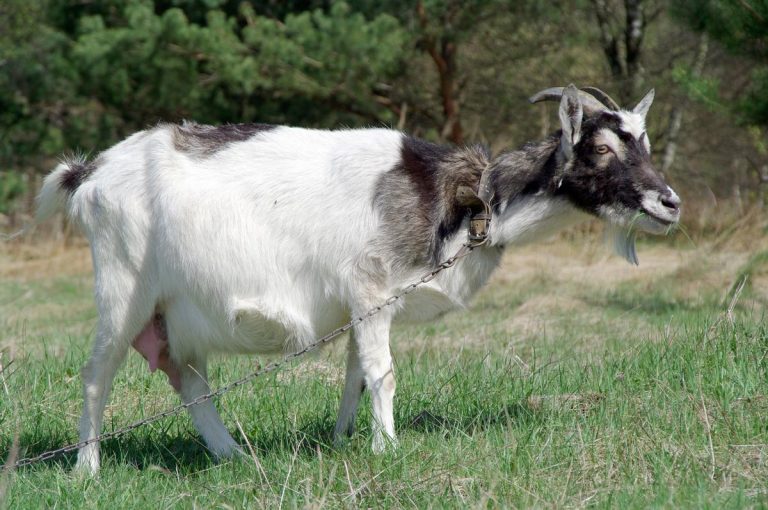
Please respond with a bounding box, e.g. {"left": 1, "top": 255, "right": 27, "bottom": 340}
{"left": 35, "top": 162, "right": 72, "bottom": 225}
{"left": 1, "top": 161, "right": 75, "bottom": 241}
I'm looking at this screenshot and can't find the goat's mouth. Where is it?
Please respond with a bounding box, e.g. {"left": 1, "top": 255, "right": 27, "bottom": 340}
{"left": 637, "top": 189, "right": 681, "bottom": 233}
{"left": 636, "top": 208, "right": 679, "bottom": 234}
{"left": 599, "top": 204, "right": 679, "bottom": 234}
{"left": 641, "top": 208, "right": 677, "bottom": 226}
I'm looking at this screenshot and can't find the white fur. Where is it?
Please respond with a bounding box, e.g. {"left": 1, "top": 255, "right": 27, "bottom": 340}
{"left": 617, "top": 110, "right": 648, "bottom": 148}
{"left": 640, "top": 189, "right": 680, "bottom": 228}
{"left": 37, "top": 124, "right": 592, "bottom": 474}
{"left": 492, "top": 195, "right": 587, "bottom": 245}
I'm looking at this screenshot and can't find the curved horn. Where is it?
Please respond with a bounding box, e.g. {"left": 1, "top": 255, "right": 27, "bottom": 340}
{"left": 528, "top": 86, "right": 606, "bottom": 115}
{"left": 580, "top": 86, "right": 620, "bottom": 111}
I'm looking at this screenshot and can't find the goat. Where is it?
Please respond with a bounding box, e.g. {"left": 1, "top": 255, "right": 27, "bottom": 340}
{"left": 32, "top": 84, "right": 679, "bottom": 473}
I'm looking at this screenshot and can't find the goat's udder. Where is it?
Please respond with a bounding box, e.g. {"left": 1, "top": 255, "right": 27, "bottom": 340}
{"left": 132, "top": 315, "right": 182, "bottom": 392}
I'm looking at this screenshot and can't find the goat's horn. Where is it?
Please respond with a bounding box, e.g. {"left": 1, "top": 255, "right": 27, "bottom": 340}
{"left": 580, "top": 86, "right": 620, "bottom": 111}
{"left": 528, "top": 87, "right": 606, "bottom": 115}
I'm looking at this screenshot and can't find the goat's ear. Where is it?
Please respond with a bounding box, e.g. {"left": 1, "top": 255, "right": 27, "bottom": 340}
{"left": 558, "top": 84, "right": 583, "bottom": 159}
{"left": 632, "top": 88, "right": 655, "bottom": 119}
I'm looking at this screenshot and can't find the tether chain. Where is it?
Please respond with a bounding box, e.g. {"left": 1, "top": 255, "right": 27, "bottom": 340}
{"left": 12, "top": 237, "right": 486, "bottom": 468}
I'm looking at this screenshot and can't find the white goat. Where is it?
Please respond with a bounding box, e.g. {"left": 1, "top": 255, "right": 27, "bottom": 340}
{"left": 32, "top": 85, "right": 679, "bottom": 473}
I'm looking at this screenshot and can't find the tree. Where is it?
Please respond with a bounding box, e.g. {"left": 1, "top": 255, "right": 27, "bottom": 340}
{"left": 671, "top": 0, "right": 768, "bottom": 205}
{"left": 69, "top": 1, "right": 406, "bottom": 130}
{"left": 356, "top": 0, "right": 563, "bottom": 144}
{"left": 0, "top": 0, "right": 85, "bottom": 217}
{"left": 590, "top": 0, "right": 661, "bottom": 103}
{"left": 671, "top": 0, "right": 768, "bottom": 127}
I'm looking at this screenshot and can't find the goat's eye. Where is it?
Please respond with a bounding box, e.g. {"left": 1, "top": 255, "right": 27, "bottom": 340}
{"left": 595, "top": 145, "right": 610, "bottom": 155}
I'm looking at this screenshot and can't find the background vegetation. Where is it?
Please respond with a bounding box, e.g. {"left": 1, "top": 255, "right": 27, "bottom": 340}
{"left": 1, "top": 0, "right": 767, "bottom": 225}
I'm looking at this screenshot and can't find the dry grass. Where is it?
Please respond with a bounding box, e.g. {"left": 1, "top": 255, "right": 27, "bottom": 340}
{"left": 0, "top": 240, "right": 92, "bottom": 280}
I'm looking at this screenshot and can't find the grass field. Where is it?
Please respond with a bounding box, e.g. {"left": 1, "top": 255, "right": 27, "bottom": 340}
{"left": 1, "top": 231, "right": 767, "bottom": 508}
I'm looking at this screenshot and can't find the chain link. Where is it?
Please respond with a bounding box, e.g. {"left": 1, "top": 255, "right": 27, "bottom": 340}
{"left": 12, "top": 239, "right": 484, "bottom": 468}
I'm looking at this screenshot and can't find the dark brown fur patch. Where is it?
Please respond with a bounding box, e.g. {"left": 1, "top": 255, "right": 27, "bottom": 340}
{"left": 173, "top": 122, "right": 275, "bottom": 157}
{"left": 487, "top": 135, "right": 561, "bottom": 212}
{"left": 374, "top": 136, "right": 490, "bottom": 267}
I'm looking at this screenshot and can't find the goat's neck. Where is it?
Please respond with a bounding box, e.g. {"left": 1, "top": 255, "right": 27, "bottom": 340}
{"left": 431, "top": 228, "right": 504, "bottom": 307}
{"left": 406, "top": 134, "right": 588, "bottom": 307}
{"left": 434, "top": 198, "right": 583, "bottom": 306}
{"left": 485, "top": 136, "right": 587, "bottom": 247}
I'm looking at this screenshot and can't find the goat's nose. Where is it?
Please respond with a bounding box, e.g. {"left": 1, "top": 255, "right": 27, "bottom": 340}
{"left": 660, "top": 190, "right": 681, "bottom": 212}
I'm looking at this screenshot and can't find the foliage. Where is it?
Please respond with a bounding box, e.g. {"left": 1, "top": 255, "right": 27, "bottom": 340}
{"left": 0, "top": 0, "right": 766, "bottom": 213}
{"left": 671, "top": 0, "right": 768, "bottom": 126}
{"left": 0, "top": 171, "right": 25, "bottom": 215}
{"left": 69, "top": 1, "right": 406, "bottom": 128}
{"left": 234, "top": 2, "right": 406, "bottom": 123}
{"left": 0, "top": 0, "right": 90, "bottom": 169}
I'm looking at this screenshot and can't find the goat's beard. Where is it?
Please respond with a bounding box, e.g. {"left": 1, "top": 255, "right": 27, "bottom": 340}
{"left": 600, "top": 202, "right": 682, "bottom": 265}
{"left": 607, "top": 225, "right": 639, "bottom": 265}
{"left": 598, "top": 205, "right": 639, "bottom": 265}
{"left": 596, "top": 199, "right": 683, "bottom": 265}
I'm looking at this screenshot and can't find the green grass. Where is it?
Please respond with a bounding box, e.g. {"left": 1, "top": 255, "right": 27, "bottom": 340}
{"left": 1, "top": 242, "right": 767, "bottom": 508}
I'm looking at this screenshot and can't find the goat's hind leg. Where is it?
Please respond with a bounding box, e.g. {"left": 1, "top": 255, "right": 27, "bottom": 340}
{"left": 75, "top": 323, "right": 133, "bottom": 474}
{"left": 334, "top": 332, "right": 365, "bottom": 445}
{"left": 75, "top": 252, "right": 156, "bottom": 474}
{"left": 177, "top": 354, "right": 242, "bottom": 460}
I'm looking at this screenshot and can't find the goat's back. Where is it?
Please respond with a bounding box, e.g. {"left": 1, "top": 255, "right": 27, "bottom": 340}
{"left": 63, "top": 124, "right": 406, "bottom": 353}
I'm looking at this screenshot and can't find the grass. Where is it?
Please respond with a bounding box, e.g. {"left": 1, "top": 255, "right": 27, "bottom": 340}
{"left": 1, "top": 236, "right": 767, "bottom": 508}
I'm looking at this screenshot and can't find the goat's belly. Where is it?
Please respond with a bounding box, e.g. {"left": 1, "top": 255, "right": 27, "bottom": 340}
{"left": 162, "top": 297, "right": 285, "bottom": 357}
{"left": 164, "top": 294, "right": 349, "bottom": 358}
{"left": 397, "top": 286, "right": 460, "bottom": 323}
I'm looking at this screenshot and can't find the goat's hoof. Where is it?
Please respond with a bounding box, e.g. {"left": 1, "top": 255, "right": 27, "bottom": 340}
{"left": 73, "top": 457, "right": 100, "bottom": 477}
{"left": 210, "top": 443, "right": 244, "bottom": 461}
{"left": 371, "top": 434, "right": 398, "bottom": 454}
{"left": 73, "top": 446, "right": 101, "bottom": 476}
{"left": 333, "top": 435, "right": 351, "bottom": 449}
{"left": 332, "top": 426, "right": 355, "bottom": 448}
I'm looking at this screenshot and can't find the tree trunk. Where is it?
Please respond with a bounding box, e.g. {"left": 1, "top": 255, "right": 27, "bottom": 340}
{"left": 593, "top": 0, "right": 624, "bottom": 81}
{"left": 623, "top": 0, "right": 645, "bottom": 102}
{"left": 416, "top": 1, "right": 464, "bottom": 145}
{"left": 660, "top": 34, "right": 709, "bottom": 177}
{"left": 591, "top": 0, "right": 648, "bottom": 104}
{"left": 748, "top": 160, "right": 768, "bottom": 209}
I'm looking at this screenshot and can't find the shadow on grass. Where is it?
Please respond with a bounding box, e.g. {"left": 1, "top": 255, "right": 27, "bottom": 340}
{"left": 6, "top": 413, "right": 338, "bottom": 474}
{"left": 404, "top": 401, "right": 543, "bottom": 437}
{"left": 6, "top": 400, "right": 546, "bottom": 473}
{"left": 6, "top": 432, "right": 219, "bottom": 474}
{"left": 586, "top": 288, "right": 718, "bottom": 316}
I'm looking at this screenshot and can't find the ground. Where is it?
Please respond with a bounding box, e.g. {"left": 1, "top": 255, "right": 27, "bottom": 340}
{"left": 0, "top": 227, "right": 766, "bottom": 508}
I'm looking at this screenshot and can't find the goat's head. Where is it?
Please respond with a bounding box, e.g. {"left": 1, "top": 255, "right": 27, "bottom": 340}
{"left": 529, "top": 84, "right": 681, "bottom": 262}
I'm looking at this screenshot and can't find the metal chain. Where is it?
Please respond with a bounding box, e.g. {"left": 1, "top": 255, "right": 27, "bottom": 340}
{"left": 12, "top": 238, "right": 485, "bottom": 468}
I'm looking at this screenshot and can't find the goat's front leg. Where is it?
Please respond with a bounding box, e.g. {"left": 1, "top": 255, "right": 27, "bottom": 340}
{"left": 352, "top": 309, "right": 397, "bottom": 453}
